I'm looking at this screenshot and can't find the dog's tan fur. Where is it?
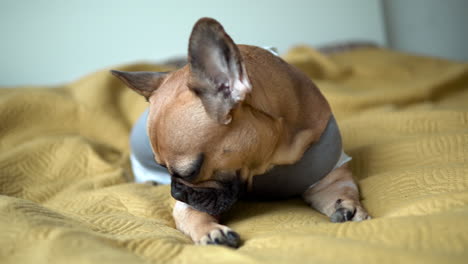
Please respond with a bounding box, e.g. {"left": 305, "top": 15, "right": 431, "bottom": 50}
{"left": 113, "top": 18, "right": 369, "bottom": 247}
{"left": 146, "top": 45, "right": 331, "bottom": 186}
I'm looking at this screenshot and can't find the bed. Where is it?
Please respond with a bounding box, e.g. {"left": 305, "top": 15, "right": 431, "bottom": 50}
{"left": 0, "top": 45, "right": 467, "bottom": 263}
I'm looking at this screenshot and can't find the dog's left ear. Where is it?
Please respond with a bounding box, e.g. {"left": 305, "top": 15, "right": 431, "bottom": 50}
{"left": 111, "top": 70, "right": 168, "bottom": 100}
{"left": 188, "top": 18, "right": 251, "bottom": 125}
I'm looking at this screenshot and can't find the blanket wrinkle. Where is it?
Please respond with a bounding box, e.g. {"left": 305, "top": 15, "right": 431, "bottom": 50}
{"left": 1, "top": 46, "right": 468, "bottom": 263}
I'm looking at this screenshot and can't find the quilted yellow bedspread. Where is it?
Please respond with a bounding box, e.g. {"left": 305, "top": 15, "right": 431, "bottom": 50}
{"left": 1, "top": 47, "right": 467, "bottom": 263}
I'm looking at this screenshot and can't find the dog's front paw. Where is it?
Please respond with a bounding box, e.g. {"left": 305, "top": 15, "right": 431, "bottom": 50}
{"left": 330, "top": 199, "right": 371, "bottom": 222}
{"left": 196, "top": 224, "right": 240, "bottom": 248}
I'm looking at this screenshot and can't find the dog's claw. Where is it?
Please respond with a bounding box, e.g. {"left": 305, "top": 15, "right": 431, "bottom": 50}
{"left": 198, "top": 227, "right": 240, "bottom": 248}
{"left": 330, "top": 200, "right": 370, "bottom": 222}
{"left": 331, "top": 207, "right": 356, "bottom": 222}
{"left": 225, "top": 231, "right": 240, "bottom": 248}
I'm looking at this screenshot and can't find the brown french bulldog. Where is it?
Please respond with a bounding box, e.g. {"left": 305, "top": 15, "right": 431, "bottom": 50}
{"left": 111, "top": 17, "right": 370, "bottom": 248}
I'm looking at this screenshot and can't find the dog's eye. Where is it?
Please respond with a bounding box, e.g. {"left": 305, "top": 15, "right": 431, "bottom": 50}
{"left": 170, "top": 153, "right": 205, "bottom": 181}
{"left": 157, "top": 162, "right": 167, "bottom": 169}
{"left": 171, "top": 171, "right": 183, "bottom": 178}
{"left": 171, "top": 169, "right": 196, "bottom": 180}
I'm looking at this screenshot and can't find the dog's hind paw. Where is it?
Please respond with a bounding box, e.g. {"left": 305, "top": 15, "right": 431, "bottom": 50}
{"left": 330, "top": 199, "right": 371, "bottom": 222}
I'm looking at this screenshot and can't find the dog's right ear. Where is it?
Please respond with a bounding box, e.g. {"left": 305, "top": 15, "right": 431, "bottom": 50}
{"left": 187, "top": 18, "right": 251, "bottom": 125}
{"left": 111, "top": 70, "right": 168, "bottom": 99}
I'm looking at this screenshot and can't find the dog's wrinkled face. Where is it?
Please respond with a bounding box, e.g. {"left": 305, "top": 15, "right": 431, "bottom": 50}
{"left": 112, "top": 18, "right": 283, "bottom": 215}
{"left": 148, "top": 82, "right": 266, "bottom": 215}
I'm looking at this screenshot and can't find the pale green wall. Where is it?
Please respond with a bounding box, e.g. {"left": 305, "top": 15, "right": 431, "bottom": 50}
{"left": 0, "top": 0, "right": 385, "bottom": 86}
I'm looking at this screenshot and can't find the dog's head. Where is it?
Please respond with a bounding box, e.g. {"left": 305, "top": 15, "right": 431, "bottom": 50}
{"left": 112, "top": 18, "right": 315, "bottom": 215}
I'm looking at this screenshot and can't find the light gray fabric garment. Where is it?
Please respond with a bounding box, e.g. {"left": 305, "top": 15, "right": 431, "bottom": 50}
{"left": 130, "top": 109, "right": 346, "bottom": 198}
{"left": 130, "top": 109, "right": 171, "bottom": 184}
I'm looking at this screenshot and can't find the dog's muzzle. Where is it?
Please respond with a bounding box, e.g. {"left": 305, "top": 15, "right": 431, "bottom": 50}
{"left": 171, "top": 178, "right": 244, "bottom": 216}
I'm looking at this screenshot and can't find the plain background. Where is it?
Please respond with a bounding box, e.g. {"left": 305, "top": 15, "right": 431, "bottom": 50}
{"left": 1, "top": 0, "right": 467, "bottom": 86}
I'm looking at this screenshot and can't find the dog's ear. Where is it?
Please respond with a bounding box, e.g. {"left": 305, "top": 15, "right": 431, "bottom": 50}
{"left": 111, "top": 70, "right": 168, "bottom": 99}
{"left": 188, "top": 18, "right": 251, "bottom": 125}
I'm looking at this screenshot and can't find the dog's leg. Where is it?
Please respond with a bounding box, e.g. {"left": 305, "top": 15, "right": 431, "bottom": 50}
{"left": 302, "top": 164, "right": 370, "bottom": 222}
{"left": 173, "top": 201, "right": 240, "bottom": 247}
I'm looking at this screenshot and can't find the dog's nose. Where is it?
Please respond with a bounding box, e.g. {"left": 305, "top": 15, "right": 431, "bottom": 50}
{"left": 171, "top": 189, "right": 187, "bottom": 202}
{"left": 171, "top": 182, "right": 188, "bottom": 202}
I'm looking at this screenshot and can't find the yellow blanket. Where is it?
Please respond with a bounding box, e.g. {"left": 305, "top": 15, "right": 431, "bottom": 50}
{"left": 1, "top": 47, "right": 467, "bottom": 263}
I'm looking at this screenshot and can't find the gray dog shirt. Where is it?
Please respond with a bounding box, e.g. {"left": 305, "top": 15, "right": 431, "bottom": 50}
{"left": 129, "top": 109, "right": 351, "bottom": 198}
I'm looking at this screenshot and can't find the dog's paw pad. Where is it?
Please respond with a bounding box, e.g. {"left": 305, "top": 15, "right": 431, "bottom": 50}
{"left": 198, "top": 226, "right": 240, "bottom": 248}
